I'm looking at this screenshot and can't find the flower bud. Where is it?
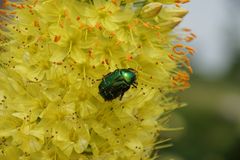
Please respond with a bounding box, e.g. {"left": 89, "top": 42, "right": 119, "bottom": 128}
{"left": 158, "top": 17, "right": 182, "bottom": 31}
{"left": 160, "top": 7, "right": 189, "bottom": 18}
{"left": 140, "top": 2, "right": 162, "bottom": 18}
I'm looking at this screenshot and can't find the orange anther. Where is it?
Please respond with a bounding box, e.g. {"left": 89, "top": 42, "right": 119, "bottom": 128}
{"left": 87, "top": 26, "right": 93, "bottom": 31}
{"left": 190, "top": 33, "right": 197, "bottom": 38}
{"left": 95, "top": 22, "right": 102, "bottom": 30}
{"left": 185, "top": 36, "right": 193, "bottom": 42}
{"left": 188, "top": 50, "right": 194, "bottom": 55}
{"left": 154, "top": 25, "right": 161, "bottom": 30}
{"left": 79, "top": 22, "right": 84, "bottom": 29}
{"left": 26, "top": 5, "right": 33, "bottom": 9}
{"left": 185, "top": 46, "right": 196, "bottom": 55}
{"left": 188, "top": 66, "right": 193, "bottom": 74}
{"left": 142, "top": 22, "right": 150, "bottom": 28}
{"left": 2, "top": 2, "right": 9, "bottom": 8}
{"left": 126, "top": 54, "right": 133, "bottom": 61}
{"left": 11, "top": 3, "right": 17, "bottom": 8}
{"left": 127, "top": 24, "right": 132, "bottom": 29}
{"left": 178, "top": 72, "right": 189, "bottom": 81}
{"left": 20, "top": 4, "right": 25, "bottom": 9}
{"left": 105, "top": 59, "right": 109, "bottom": 65}
{"left": 175, "top": 44, "right": 184, "bottom": 48}
{"left": 110, "top": 32, "right": 115, "bottom": 36}
{"left": 0, "top": 10, "right": 7, "bottom": 15}
{"left": 29, "top": 9, "right": 34, "bottom": 14}
{"left": 34, "top": 20, "right": 40, "bottom": 27}
{"left": 185, "top": 46, "right": 195, "bottom": 51}
{"left": 183, "top": 81, "right": 190, "bottom": 88}
{"left": 168, "top": 54, "right": 175, "bottom": 61}
{"left": 111, "top": 0, "right": 117, "bottom": 5}
{"left": 183, "top": 57, "right": 190, "bottom": 66}
{"left": 175, "top": 0, "right": 190, "bottom": 4}
{"left": 76, "top": 16, "right": 80, "bottom": 21}
{"left": 173, "top": 44, "right": 186, "bottom": 55}
{"left": 182, "top": 0, "right": 190, "bottom": 4}
{"left": 182, "top": 28, "right": 191, "bottom": 32}
{"left": 54, "top": 35, "right": 61, "bottom": 42}
{"left": 63, "top": 9, "right": 68, "bottom": 17}
{"left": 88, "top": 49, "right": 93, "bottom": 58}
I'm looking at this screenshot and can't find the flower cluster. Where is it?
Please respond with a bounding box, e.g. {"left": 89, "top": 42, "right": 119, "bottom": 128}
{"left": 0, "top": 0, "right": 195, "bottom": 159}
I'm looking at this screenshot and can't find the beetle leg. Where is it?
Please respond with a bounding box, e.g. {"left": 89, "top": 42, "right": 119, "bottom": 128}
{"left": 119, "top": 92, "right": 124, "bottom": 101}
{"left": 132, "top": 83, "right": 137, "bottom": 88}
{"left": 119, "top": 83, "right": 130, "bottom": 101}
{"left": 109, "top": 91, "right": 115, "bottom": 99}
{"left": 132, "top": 82, "right": 138, "bottom": 88}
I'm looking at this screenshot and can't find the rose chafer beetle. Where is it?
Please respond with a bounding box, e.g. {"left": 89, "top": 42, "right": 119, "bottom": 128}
{"left": 98, "top": 68, "right": 137, "bottom": 101}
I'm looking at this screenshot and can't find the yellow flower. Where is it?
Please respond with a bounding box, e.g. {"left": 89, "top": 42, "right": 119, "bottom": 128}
{"left": 0, "top": 0, "right": 195, "bottom": 159}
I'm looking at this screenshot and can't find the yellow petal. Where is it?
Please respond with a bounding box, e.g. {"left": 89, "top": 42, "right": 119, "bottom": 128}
{"left": 79, "top": 100, "right": 98, "bottom": 118}
{"left": 111, "top": 9, "right": 134, "bottom": 22}
{"left": 125, "top": 138, "right": 143, "bottom": 153}
{"left": 4, "top": 146, "right": 21, "bottom": 160}
{"left": 74, "top": 139, "right": 89, "bottom": 153}
{"left": 101, "top": 19, "right": 119, "bottom": 31}
{"left": 71, "top": 48, "right": 87, "bottom": 64}
{"left": 27, "top": 68, "right": 45, "bottom": 82}
{"left": 49, "top": 44, "right": 69, "bottom": 62}
{"left": 54, "top": 140, "right": 74, "bottom": 157}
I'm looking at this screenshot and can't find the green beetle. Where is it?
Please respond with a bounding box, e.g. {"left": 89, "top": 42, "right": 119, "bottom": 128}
{"left": 98, "top": 68, "right": 137, "bottom": 101}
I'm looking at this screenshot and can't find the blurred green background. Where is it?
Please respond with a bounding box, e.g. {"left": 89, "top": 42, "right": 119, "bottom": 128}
{"left": 160, "top": 0, "right": 240, "bottom": 160}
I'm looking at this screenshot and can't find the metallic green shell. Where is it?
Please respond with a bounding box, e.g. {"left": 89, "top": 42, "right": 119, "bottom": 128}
{"left": 98, "top": 68, "right": 137, "bottom": 101}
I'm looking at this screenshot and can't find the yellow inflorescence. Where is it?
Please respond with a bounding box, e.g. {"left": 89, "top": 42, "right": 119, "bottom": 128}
{"left": 0, "top": 0, "right": 194, "bottom": 159}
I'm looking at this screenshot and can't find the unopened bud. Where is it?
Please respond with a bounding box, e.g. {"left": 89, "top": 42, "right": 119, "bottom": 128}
{"left": 160, "top": 8, "right": 188, "bottom": 18}
{"left": 140, "top": 2, "right": 162, "bottom": 18}
{"left": 158, "top": 17, "right": 182, "bottom": 31}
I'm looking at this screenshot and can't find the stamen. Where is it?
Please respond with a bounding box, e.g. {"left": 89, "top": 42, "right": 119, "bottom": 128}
{"left": 54, "top": 35, "right": 61, "bottom": 42}
{"left": 185, "top": 46, "right": 196, "bottom": 55}
{"left": 168, "top": 53, "right": 175, "bottom": 61}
